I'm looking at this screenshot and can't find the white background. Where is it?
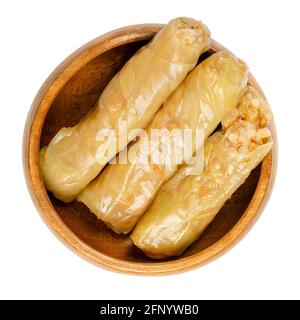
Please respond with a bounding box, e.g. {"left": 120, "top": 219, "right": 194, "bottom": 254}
{"left": 0, "top": 0, "right": 299, "bottom": 300}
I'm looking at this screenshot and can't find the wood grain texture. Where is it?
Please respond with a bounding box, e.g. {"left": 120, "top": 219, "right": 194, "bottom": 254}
{"left": 23, "top": 24, "right": 277, "bottom": 275}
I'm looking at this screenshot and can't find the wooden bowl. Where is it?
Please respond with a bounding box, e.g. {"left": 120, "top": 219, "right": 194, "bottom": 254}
{"left": 23, "top": 24, "right": 277, "bottom": 275}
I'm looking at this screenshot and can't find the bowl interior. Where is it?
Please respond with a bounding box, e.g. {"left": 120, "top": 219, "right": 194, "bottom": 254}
{"left": 40, "top": 40, "right": 262, "bottom": 264}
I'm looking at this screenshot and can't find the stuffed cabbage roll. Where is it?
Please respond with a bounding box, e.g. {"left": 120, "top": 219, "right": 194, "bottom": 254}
{"left": 78, "top": 51, "right": 248, "bottom": 234}
{"left": 40, "top": 17, "right": 210, "bottom": 202}
{"left": 131, "top": 86, "right": 273, "bottom": 258}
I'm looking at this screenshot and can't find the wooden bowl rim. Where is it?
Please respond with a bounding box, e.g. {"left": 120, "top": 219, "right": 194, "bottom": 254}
{"left": 23, "top": 23, "right": 277, "bottom": 275}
